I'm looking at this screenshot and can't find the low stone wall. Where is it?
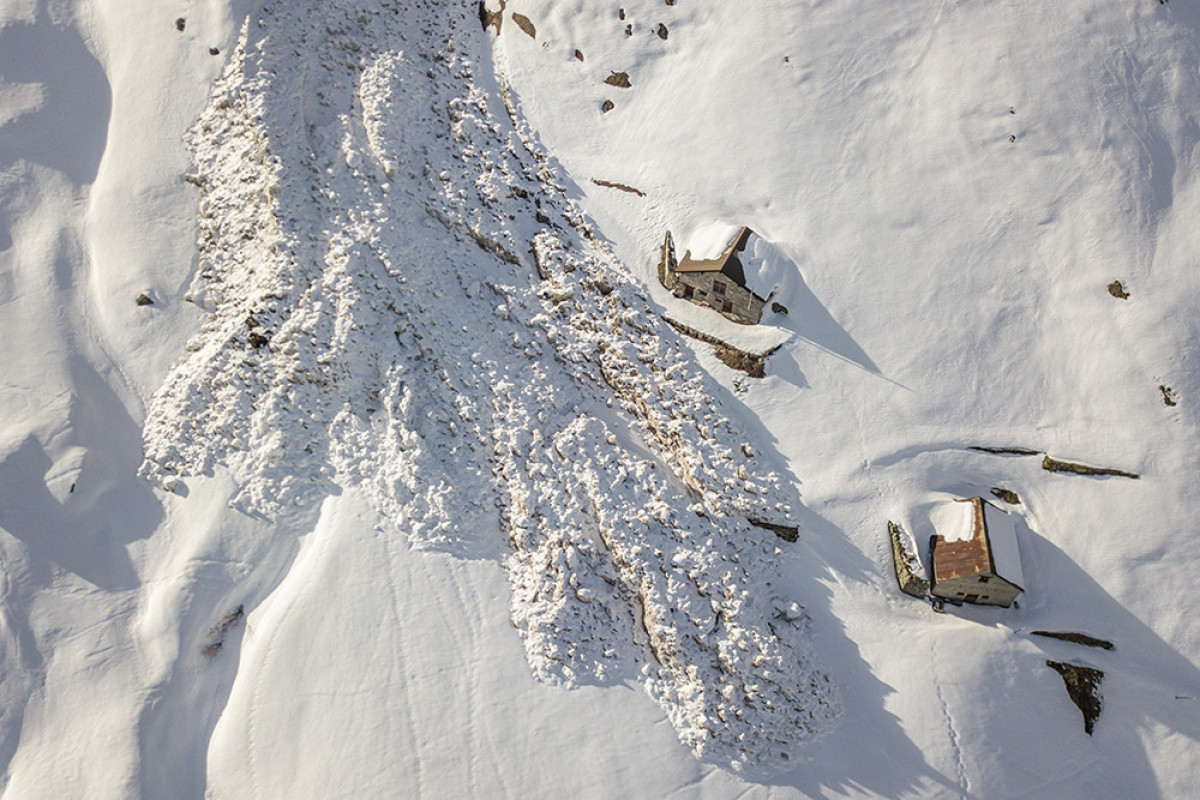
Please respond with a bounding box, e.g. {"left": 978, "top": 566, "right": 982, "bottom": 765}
{"left": 662, "top": 317, "right": 780, "bottom": 378}
{"left": 889, "top": 521, "right": 929, "bottom": 598}
{"left": 658, "top": 230, "right": 677, "bottom": 290}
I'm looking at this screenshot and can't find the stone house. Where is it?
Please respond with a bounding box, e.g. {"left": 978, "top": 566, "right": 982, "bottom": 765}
{"left": 928, "top": 497, "right": 1024, "bottom": 607}
{"left": 659, "top": 227, "right": 767, "bottom": 325}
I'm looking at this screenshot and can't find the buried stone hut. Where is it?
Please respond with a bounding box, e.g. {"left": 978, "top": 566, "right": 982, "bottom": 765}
{"left": 659, "top": 226, "right": 768, "bottom": 325}
{"left": 928, "top": 497, "right": 1025, "bottom": 607}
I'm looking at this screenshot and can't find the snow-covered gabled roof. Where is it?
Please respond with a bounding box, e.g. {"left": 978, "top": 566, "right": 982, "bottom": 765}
{"left": 930, "top": 498, "right": 1024, "bottom": 589}
{"left": 676, "top": 223, "right": 792, "bottom": 301}
{"left": 982, "top": 502, "right": 1025, "bottom": 589}
{"left": 682, "top": 222, "right": 744, "bottom": 262}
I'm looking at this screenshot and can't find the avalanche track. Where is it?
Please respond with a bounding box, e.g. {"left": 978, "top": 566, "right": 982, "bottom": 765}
{"left": 139, "top": 0, "right": 838, "bottom": 773}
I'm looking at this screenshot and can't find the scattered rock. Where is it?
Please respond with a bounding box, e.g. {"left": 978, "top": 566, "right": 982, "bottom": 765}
{"left": 748, "top": 517, "right": 798, "bottom": 542}
{"left": 601, "top": 99, "right": 614, "bottom": 113}
{"left": 248, "top": 332, "right": 270, "bottom": 349}
{"left": 575, "top": 49, "right": 584, "bottom": 61}
{"left": 1160, "top": 384, "right": 1177, "bottom": 407}
{"left": 969, "top": 445, "right": 1041, "bottom": 456}
{"left": 511, "top": 12, "right": 536, "bottom": 38}
{"left": 605, "top": 71, "right": 632, "bottom": 88}
{"left": 770, "top": 301, "right": 788, "bottom": 315}
{"left": 714, "top": 343, "right": 777, "bottom": 378}
{"left": 479, "top": 0, "right": 505, "bottom": 34}
{"left": 202, "top": 604, "right": 246, "bottom": 658}
{"left": 591, "top": 178, "right": 644, "bottom": 196}
{"left": 175, "top": 17, "right": 186, "bottom": 32}
{"left": 666, "top": 0, "right": 676, "bottom": 5}
{"left": 1032, "top": 631, "right": 1114, "bottom": 650}
{"left": 1046, "top": 660, "right": 1104, "bottom": 735}
{"left": 136, "top": 293, "right": 154, "bottom": 306}
{"left": 1042, "top": 455, "right": 1139, "bottom": 479}
{"left": 619, "top": 8, "right": 626, "bottom": 20}
{"left": 625, "top": 23, "right": 633, "bottom": 36}
{"left": 209, "top": 47, "right": 221, "bottom": 56}
{"left": 990, "top": 487, "right": 1020, "bottom": 504}
{"left": 657, "top": 23, "right": 669, "bottom": 40}
{"left": 663, "top": 318, "right": 779, "bottom": 378}
{"left": 1108, "top": 280, "right": 1130, "bottom": 299}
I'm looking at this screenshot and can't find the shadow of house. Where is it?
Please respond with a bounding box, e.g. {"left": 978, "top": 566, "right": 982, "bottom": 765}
{"left": 659, "top": 228, "right": 766, "bottom": 324}
{"left": 929, "top": 497, "right": 1024, "bottom": 607}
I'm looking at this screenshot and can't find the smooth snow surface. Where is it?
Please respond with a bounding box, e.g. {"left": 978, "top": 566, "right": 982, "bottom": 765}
{"left": 983, "top": 502, "right": 1025, "bottom": 590}
{"left": 2, "top": 0, "right": 1200, "bottom": 797}
{"left": 739, "top": 233, "right": 791, "bottom": 303}
{"left": 929, "top": 499, "right": 975, "bottom": 544}
{"left": 682, "top": 221, "right": 741, "bottom": 262}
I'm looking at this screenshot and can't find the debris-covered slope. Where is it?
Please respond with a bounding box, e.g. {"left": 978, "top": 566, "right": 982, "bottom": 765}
{"left": 139, "top": 0, "right": 837, "bottom": 773}
{"left": 489, "top": 0, "right": 1200, "bottom": 797}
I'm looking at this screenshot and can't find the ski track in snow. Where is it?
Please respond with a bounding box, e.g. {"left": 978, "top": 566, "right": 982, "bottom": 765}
{"left": 138, "top": 0, "right": 838, "bottom": 773}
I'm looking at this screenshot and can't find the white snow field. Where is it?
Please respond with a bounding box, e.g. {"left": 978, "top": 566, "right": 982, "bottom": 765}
{"left": 1, "top": 0, "right": 1199, "bottom": 796}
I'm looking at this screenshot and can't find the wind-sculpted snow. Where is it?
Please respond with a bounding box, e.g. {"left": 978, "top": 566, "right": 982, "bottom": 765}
{"left": 139, "top": 0, "right": 838, "bottom": 772}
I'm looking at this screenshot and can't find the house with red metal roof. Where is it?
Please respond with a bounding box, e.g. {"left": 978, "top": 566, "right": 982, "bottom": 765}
{"left": 929, "top": 497, "right": 1025, "bottom": 607}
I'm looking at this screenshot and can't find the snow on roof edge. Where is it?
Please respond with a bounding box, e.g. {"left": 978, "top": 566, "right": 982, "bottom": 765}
{"left": 983, "top": 503, "right": 1025, "bottom": 590}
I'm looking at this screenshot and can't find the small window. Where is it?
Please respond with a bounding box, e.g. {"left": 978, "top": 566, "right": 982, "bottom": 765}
{"left": 713, "top": 280, "right": 726, "bottom": 295}
{"left": 979, "top": 576, "right": 990, "bottom": 584}
{"left": 722, "top": 301, "right": 733, "bottom": 313}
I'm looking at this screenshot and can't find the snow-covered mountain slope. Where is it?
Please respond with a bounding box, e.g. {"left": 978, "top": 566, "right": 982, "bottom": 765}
{"left": 1, "top": 0, "right": 1199, "bottom": 796}
{"left": 493, "top": 0, "right": 1200, "bottom": 796}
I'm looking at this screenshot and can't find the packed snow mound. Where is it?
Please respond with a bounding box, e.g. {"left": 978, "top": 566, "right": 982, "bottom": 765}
{"left": 740, "top": 233, "right": 793, "bottom": 302}
{"left": 138, "top": 0, "right": 838, "bottom": 772}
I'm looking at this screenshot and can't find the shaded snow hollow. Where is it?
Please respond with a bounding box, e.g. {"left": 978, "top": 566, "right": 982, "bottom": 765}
{"left": 139, "top": 0, "right": 838, "bottom": 773}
